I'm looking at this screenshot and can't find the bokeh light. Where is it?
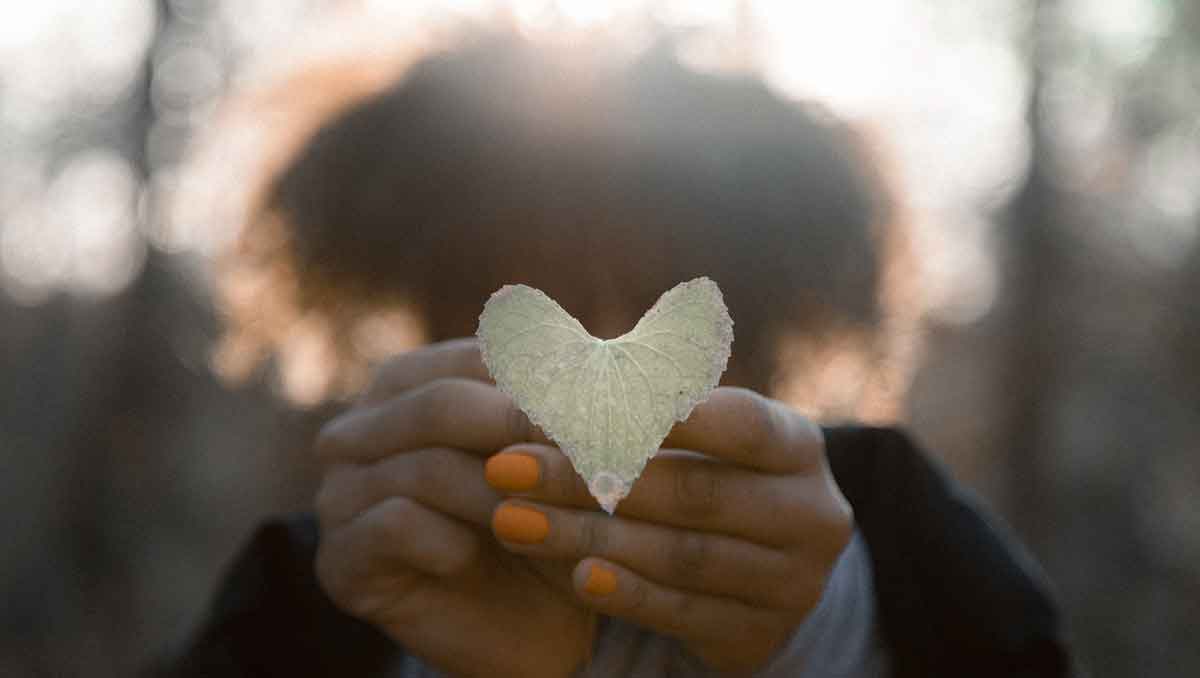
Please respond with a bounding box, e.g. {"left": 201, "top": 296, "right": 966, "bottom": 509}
{"left": 3, "top": 0, "right": 1196, "bottom": 316}
{"left": 159, "top": 0, "right": 1039, "bottom": 329}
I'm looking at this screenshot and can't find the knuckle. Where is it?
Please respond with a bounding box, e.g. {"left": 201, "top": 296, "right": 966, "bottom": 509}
{"left": 624, "top": 575, "right": 650, "bottom": 614}
{"left": 313, "top": 473, "right": 343, "bottom": 523}
{"left": 415, "top": 379, "right": 458, "bottom": 430}
{"left": 829, "top": 498, "right": 855, "bottom": 547}
{"left": 821, "top": 523, "right": 854, "bottom": 567}
{"left": 720, "top": 388, "right": 777, "bottom": 463}
{"left": 369, "top": 497, "right": 416, "bottom": 544}
{"left": 408, "top": 449, "right": 448, "bottom": 500}
{"left": 735, "top": 390, "right": 776, "bottom": 460}
{"left": 667, "top": 531, "right": 711, "bottom": 581}
{"left": 314, "top": 417, "right": 356, "bottom": 462}
{"left": 673, "top": 463, "right": 720, "bottom": 518}
{"left": 796, "top": 416, "right": 826, "bottom": 466}
{"left": 772, "top": 480, "right": 808, "bottom": 527}
{"left": 809, "top": 482, "right": 855, "bottom": 560}
{"left": 665, "top": 592, "right": 697, "bottom": 636}
{"left": 345, "top": 586, "right": 392, "bottom": 622}
{"left": 438, "top": 533, "right": 480, "bottom": 578}
{"left": 362, "top": 356, "right": 404, "bottom": 403}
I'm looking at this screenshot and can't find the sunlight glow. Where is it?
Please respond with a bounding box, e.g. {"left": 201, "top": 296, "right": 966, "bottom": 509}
{"left": 0, "top": 0, "right": 154, "bottom": 303}
{"left": 50, "top": 151, "right": 147, "bottom": 297}
{"left": 917, "top": 214, "right": 1000, "bottom": 326}
{"left": 2, "top": 0, "right": 1036, "bottom": 328}
{"left": 0, "top": 0, "right": 155, "bottom": 114}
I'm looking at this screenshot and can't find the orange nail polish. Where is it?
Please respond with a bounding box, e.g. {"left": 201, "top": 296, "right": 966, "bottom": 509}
{"left": 584, "top": 564, "right": 618, "bottom": 596}
{"left": 485, "top": 453, "right": 540, "bottom": 492}
{"left": 492, "top": 504, "right": 549, "bottom": 544}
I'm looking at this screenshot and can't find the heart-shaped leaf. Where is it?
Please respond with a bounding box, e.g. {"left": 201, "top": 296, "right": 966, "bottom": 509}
{"left": 477, "top": 277, "right": 733, "bottom": 513}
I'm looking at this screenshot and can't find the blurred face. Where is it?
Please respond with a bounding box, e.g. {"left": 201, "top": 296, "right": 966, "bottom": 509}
{"left": 222, "top": 39, "right": 892, "bottom": 410}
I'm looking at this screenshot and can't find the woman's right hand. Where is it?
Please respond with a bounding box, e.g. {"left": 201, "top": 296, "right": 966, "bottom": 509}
{"left": 313, "top": 339, "right": 596, "bottom": 678}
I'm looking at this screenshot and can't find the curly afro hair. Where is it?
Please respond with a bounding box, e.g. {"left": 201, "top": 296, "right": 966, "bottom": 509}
{"left": 201, "top": 30, "right": 917, "bottom": 415}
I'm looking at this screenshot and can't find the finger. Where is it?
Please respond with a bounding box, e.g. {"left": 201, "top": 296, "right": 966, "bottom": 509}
{"left": 316, "top": 497, "right": 481, "bottom": 621}
{"left": 316, "top": 378, "right": 550, "bottom": 464}
{"left": 361, "top": 338, "right": 491, "bottom": 405}
{"left": 484, "top": 444, "right": 596, "bottom": 508}
{"left": 317, "top": 448, "right": 503, "bottom": 530}
{"left": 571, "top": 558, "right": 787, "bottom": 649}
{"left": 664, "top": 387, "right": 824, "bottom": 474}
{"left": 491, "top": 501, "right": 809, "bottom": 609}
{"left": 486, "top": 445, "right": 841, "bottom": 547}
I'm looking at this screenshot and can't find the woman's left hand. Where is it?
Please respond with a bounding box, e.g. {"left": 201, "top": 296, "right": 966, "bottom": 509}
{"left": 485, "top": 387, "right": 855, "bottom": 675}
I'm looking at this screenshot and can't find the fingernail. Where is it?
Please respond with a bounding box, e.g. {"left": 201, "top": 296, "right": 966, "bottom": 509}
{"left": 583, "top": 564, "right": 618, "bottom": 596}
{"left": 485, "top": 453, "right": 541, "bottom": 492}
{"left": 492, "top": 504, "right": 549, "bottom": 544}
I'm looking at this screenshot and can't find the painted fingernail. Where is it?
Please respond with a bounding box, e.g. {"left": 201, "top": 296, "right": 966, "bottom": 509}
{"left": 492, "top": 504, "right": 549, "bottom": 544}
{"left": 485, "top": 453, "right": 540, "bottom": 492}
{"left": 583, "top": 564, "right": 618, "bottom": 596}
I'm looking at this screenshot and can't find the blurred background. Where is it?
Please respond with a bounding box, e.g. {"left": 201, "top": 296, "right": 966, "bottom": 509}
{"left": 1, "top": 0, "right": 1197, "bottom": 676}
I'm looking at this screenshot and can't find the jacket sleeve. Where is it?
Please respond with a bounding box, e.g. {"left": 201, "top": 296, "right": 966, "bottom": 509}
{"left": 823, "top": 426, "right": 1076, "bottom": 678}
{"left": 151, "top": 516, "right": 401, "bottom": 677}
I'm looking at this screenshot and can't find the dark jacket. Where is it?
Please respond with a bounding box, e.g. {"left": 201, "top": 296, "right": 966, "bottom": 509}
{"left": 160, "top": 427, "right": 1075, "bottom": 677}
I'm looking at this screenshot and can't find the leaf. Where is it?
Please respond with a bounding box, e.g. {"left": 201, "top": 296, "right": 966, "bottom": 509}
{"left": 477, "top": 277, "right": 733, "bottom": 513}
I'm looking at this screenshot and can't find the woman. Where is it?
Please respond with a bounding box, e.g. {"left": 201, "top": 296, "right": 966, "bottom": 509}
{"left": 166, "top": 30, "right": 1073, "bottom": 678}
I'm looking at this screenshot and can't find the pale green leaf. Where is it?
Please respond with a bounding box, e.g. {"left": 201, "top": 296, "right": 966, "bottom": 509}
{"left": 477, "top": 277, "right": 733, "bottom": 513}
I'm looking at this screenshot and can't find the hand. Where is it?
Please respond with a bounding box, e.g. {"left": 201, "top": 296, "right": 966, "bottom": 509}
{"left": 484, "top": 387, "right": 854, "bottom": 675}
{"left": 313, "top": 339, "right": 595, "bottom": 678}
